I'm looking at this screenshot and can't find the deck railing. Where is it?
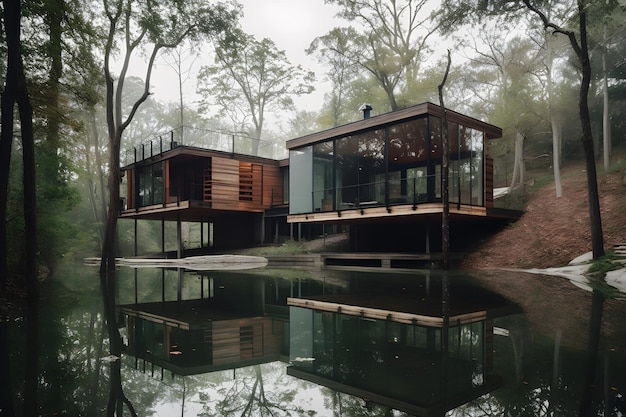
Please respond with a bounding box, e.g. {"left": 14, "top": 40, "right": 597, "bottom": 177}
{"left": 122, "top": 128, "right": 288, "bottom": 166}
{"left": 311, "top": 172, "right": 483, "bottom": 213}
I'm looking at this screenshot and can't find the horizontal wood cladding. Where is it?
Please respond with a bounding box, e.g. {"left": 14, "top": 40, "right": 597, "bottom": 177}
{"left": 209, "top": 156, "right": 282, "bottom": 212}
{"left": 210, "top": 157, "right": 240, "bottom": 207}
{"left": 210, "top": 317, "right": 282, "bottom": 365}
{"left": 485, "top": 158, "right": 494, "bottom": 208}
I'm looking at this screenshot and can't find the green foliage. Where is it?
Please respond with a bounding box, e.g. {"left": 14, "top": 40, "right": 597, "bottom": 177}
{"left": 237, "top": 240, "right": 307, "bottom": 256}
{"left": 312, "top": 0, "right": 442, "bottom": 112}
{"left": 197, "top": 32, "right": 315, "bottom": 153}
{"left": 588, "top": 250, "right": 623, "bottom": 274}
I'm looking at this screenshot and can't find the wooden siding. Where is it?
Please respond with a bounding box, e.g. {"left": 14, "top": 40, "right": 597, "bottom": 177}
{"left": 210, "top": 157, "right": 240, "bottom": 210}
{"left": 485, "top": 158, "right": 494, "bottom": 208}
{"left": 208, "top": 157, "right": 282, "bottom": 212}
{"left": 209, "top": 317, "right": 282, "bottom": 365}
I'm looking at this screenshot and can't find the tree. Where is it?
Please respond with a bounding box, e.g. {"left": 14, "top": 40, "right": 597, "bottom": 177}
{"left": 197, "top": 33, "right": 315, "bottom": 155}
{"left": 161, "top": 43, "right": 199, "bottom": 145}
{"left": 307, "top": 27, "right": 360, "bottom": 126}
{"left": 525, "top": 0, "right": 604, "bottom": 258}
{"left": 315, "top": 0, "right": 442, "bottom": 111}
{"left": 442, "top": 0, "right": 605, "bottom": 259}
{"left": 98, "top": 0, "right": 239, "bottom": 273}
{"left": 439, "top": 50, "right": 452, "bottom": 270}
{"left": 459, "top": 27, "right": 543, "bottom": 189}
{"left": 1, "top": 0, "right": 37, "bottom": 296}
{"left": 587, "top": 1, "right": 626, "bottom": 170}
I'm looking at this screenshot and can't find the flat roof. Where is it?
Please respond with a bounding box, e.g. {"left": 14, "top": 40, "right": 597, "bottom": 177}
{"left": 121, "top": 144, "right": 282, "bottom": 170}
{"left": 286, "top": 102, "right": 502, "bottom": 150}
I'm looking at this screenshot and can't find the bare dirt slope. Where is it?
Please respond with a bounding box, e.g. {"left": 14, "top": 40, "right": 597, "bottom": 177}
{"left": 462, "top": 160, "right": 626, "bottom": 270}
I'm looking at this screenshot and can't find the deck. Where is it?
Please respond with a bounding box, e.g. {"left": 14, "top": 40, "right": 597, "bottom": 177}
{"left": 266, "top": 252, "right": 464, "bottom": 269}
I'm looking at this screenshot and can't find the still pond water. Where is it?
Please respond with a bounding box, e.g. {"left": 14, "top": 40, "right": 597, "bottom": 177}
{"left": 5, "top": 263, "right": 626, "bottom": 416}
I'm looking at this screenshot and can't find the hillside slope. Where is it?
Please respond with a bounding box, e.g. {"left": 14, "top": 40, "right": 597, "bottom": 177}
{"left": 462, "top": 160, "right": 626, "bottom": 270}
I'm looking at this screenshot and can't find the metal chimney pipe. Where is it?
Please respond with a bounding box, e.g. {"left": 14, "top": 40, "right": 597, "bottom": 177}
{"left": 359, "top": 103, "right": 373, "bottom": 119}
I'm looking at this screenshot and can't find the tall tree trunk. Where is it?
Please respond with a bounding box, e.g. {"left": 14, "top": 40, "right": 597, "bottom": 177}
{"left": 545, "top": 31, "right": 563, "bottom": 198}
{"left": 1, "top": 0, "right": 37, "bottom": 295}
{"left": 100, "top": 128, "right": 121, "bottom": 272}
{"left": 577, "top": 3, "right": 604, "bottom": 259}
{"left": 85, "top": 110, "right": 105, "bottom": 249}
{"left": 602, "top": 47, "right": 611, "bottom": 171}
{"left": 0, "top": 321, "right": 13, "bottom": 416}
{"left": 551, "top": 117, "right": 563, "bottom": 197}
{"left": 0, "top": 82, "right": 14, "bottom": 296}
{"left": 438, "top": 50, "right": 451, "bottom": 270}
{"left": 44, "top": 0, "right": 63, "bottom": 155}
{"left": 19, "top": 80, "right": 37, "bottom": 297}
{"left": 0, "top": 1, "right": 19, "bottom": 294}
{"left": 510, "top": 131, "right": 525, "bottom": 188}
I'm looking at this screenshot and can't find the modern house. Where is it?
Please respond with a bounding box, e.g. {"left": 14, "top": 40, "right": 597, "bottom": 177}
{"left": 119, "top": 102, "right": 519, "bottom": 256}
{"left": 286, "top": 102, "right": 519, "bottom": 253}
{"left": 120, "top": 142, "right": 290, "bottom": 254}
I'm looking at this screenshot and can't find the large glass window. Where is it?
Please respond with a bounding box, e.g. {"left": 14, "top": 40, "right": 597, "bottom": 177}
{"left": 137, "top": 162, "right": 164, "bottom": 207}
{"left": 289, "top": 112, "right": 487, "bottom": 214}
{"left": 357, "top": 129, "right": 386, "bottom": 206}
{"left": 430, "top": 117, "right": 442, "bottom": 200}
{"left": 335, "top": 135, "right": 358, "bottom": 209}
{"left": 289, "top": 148, "right": 313, "bottom": 214}
{"left": 335, "top": 129, "right": 385, "bottom": 209}
{"left": 313, "top": 141, "right": 334, "bottom": 212}
{"left": 388, "top": 118, "right": 428, "bottom": 204}
{"left": 458, "top": 126, "right": 484, "bottom": 205}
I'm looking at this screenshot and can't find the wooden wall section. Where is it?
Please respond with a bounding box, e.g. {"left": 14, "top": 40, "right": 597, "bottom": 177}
{"left": 485, "top": 157, "right": 494, "bottom": 209}
{"left": 210, "top": 157, "right": 240, "bottom": 210}
{"left": 209, "top": 156, "right": 283, "bottom": 212}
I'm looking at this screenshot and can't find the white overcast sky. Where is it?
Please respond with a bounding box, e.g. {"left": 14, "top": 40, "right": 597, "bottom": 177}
{"left": 147, "top": 0, "right": 343, "bottom": 114}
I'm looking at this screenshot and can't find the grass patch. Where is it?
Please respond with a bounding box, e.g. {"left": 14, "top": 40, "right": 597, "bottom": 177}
{"left": 235, "top": 240, "right": 307, "bottom": 256}
{"left": 588, "top": 250, "right": 622, "bottom": 274}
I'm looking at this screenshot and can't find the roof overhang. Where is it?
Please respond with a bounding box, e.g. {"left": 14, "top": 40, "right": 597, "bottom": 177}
{"left": 286, "top": 102, "right": 502, "bottom": 150}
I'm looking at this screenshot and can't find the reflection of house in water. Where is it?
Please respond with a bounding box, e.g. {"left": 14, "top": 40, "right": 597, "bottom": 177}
{"left": 286, "top": 277, "right": 521, "bottom": 416}
{"left": 119, "top": 271, "right": 291, "bottom": 376}
{"left": 118, "top": 269, "right": 345, "bottom": 376}
{"left": 121, "top": 300, "right": 286, "bottom": 376}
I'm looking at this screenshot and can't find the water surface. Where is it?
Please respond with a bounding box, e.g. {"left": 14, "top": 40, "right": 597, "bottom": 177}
{"left": 5, "top": 263, "right": 626, "bottom": 416}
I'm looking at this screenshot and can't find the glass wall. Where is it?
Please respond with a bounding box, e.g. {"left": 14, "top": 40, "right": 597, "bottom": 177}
{"left": 313, "top": 141, "right": 334, "bottom": 212}
{"left": 137, "top": 162, "right": 164, "bottom": 207}
{"left": 289, "top": 113, "right": 486, "bottom": 214}
{"left": 335, "top": 129, "right": 385, "bottom": 209}
{"left": 388, "top": 117, "right": 429, "bottom": 204}
{"left": 289, "top": 307, "right": 487, "bottom": 404}
{"left": 447, "top": 124, "right": 484, "bottom": 206}
{"left": 289, "top": 148, "right": 313, "bottom": 214}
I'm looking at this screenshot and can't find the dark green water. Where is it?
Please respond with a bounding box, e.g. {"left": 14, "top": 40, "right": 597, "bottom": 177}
{"left": 4, "top": 263, "right": 626, "bottom": 416}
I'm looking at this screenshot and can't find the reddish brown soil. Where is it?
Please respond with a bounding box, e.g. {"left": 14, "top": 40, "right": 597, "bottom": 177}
{"left": 462, "top": 158, "right": 626, "bottom": 270}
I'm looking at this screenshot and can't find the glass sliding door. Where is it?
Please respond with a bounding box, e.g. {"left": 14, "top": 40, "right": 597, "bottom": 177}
{"left": 356, "top": 129, "right": 385, "bottom": 206}
{"left": 388, "top": 117, "right": 429, "bottom": 204}
{"left": 335, "top": 135, "right": 358, "bottom": 209}
{"left": 136, "top": 162, "right": 164, "bottom": 207}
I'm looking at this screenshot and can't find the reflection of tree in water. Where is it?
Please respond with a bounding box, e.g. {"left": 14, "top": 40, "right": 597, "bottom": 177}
{"left": 200, "top": 364, "right": 311, "bottom": 417}
{"left": 101, "top": 272, "right": 138, "bottom": 416}
{"left": 323, "top": 390, "right": 409, "bottom": 417}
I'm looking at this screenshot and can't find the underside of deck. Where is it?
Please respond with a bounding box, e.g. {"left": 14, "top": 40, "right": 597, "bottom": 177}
{"left": 119, "top": 200, "right": 283, "bottom": 222}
